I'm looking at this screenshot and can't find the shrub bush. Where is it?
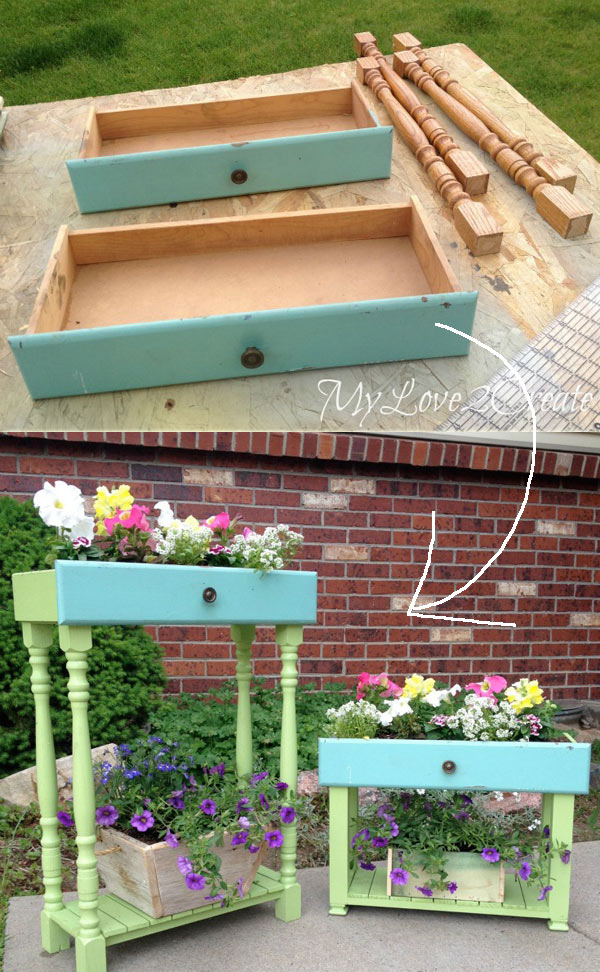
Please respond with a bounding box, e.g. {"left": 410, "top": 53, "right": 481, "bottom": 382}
{"left": 0, "top": 495, "right": 166, "bottom": 778}
{"left": 148, "top": 679, "right": 351, "bottom": 775}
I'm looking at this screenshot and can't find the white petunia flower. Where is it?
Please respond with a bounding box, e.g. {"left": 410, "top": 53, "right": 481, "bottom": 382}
{"left": 379, "top": 697, "right": 413, "bottom": 726}
{"left": 64, "top": 516, "right": 95, "bottom": 543}
{"left": 34, "top": 480, "right": 85, "bottom": 529}
{"left": 154, "top": 501, "right": 175, "bottom": 528}
{"left": 423, "top": 689, "right": 448, "bottom": 708}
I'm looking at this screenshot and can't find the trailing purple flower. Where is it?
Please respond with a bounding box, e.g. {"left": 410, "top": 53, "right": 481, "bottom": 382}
{"left": 389, "top": 868, "right": 409, "bottom": 886}
{"left": 95, "top": 805, "right": 119, "bottom": 827}
{"left": 265, "top": 829, "right": 284, "bottom": 848}
{"left": 185, "top": 872, "right": 206, "bottom": 891}
{"left": 57, "top": 811, "right": 75, "bottom": 828}
{"left": 131, "top": 810, "right": 154, "bottom": 832}
{"left": 481, "top": 847, "right": 500, "bottom": 863}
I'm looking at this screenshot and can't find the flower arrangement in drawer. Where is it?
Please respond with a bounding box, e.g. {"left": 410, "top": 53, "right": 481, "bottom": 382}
{"left": 33, "top": 479, "right": 303, "bottom": 571}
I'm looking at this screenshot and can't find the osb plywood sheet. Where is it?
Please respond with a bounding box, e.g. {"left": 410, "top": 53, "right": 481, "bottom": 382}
{"left": 0, "top": 45, "right": 599, "bottom": 432}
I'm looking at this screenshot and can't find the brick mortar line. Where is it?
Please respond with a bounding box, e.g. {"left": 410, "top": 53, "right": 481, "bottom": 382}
{"left": 4, "top": 432, "right": 599, "bottom": 481}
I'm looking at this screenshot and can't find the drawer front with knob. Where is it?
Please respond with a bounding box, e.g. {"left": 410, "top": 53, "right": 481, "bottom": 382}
{"left": 49, "top": 560, "right": 317, "bottom": 626}
{"left": 318, "top": 737, "right": 591, "bottom": 794}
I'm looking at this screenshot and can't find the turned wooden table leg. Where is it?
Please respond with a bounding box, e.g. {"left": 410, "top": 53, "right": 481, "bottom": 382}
{"left": 274, "top": 624, "right": 303, "bottom": 922}
{"left": 394, "top": 51, "right": 592, "bottom": 239}
{"left": 354, "top": 32, "right": 490, "bottom": 195}
{"left": 357, "top": 57, "right": 502, "bottom": 255}
{"left": 393, "top": 32, "right": 577, "bottom": 192}
{"left": 23, "top": 621, "right": 71, "bottom": 955}
{"left": 59, "top": 625, "right": 107, "bottom": 972}
{"left": 231, "top": 624, "right": 255, "bottom": 779}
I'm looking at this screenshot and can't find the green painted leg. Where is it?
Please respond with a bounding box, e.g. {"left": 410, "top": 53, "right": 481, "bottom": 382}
{"left": 231, "top": 624, "right": 255, "bottom": 779}
{"left": 59, "top": 626, "right": 106, "bottom": 971}
{"left": 329, "top": 786, "right": 350, "bottom": 915}
{"left": 275, "top": 624, "right": 303, "bottom": 922}
{"left": 545, "top": 793, "right": 575, "bottom": 931}
{"left": 23, "top": 622, "right": 70, "bottom": 953}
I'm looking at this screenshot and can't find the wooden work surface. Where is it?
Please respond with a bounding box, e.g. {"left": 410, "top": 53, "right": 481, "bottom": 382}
{"left": 1, "top": 44, "right": 599, "bottom": 433}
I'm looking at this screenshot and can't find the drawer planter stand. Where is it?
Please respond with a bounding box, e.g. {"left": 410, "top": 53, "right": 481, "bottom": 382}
{"left": 13, "top": 562, "right": 317, "bottom": 972}
{"left": 318, "top": 737, "right": 590, "bottom": 931}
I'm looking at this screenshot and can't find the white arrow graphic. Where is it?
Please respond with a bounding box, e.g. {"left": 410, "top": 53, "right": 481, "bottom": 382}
{"left": 407, "top": 322, "right": 537, "bottom": 629}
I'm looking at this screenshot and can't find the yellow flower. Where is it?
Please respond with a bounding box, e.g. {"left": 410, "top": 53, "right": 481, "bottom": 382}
{"left": 402, "top": 674, "right": 435, "bottom": 699}
{"left": 94, "top": 485, "right": 134, "bottom": 535}
{"left": 183, "top": 515, "right": 200, "bottom": 532}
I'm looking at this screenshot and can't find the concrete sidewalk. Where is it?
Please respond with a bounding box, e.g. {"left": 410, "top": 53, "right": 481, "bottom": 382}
{"left": 5, "top": 844, "right": 600, "bottom": 972}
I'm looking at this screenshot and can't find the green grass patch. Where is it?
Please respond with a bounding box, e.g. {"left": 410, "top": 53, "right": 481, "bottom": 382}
{"left": 0, "top": 0, "right": 598, "bottom": 158}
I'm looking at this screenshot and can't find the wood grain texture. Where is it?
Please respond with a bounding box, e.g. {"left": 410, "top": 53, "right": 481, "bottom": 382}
{"left": 356, "top": 57, "right": 502, "bottom": 255}
{"left": 393, "top": 51, "right": 592, "bottom": 239}
{"left": 355, "top": 32, "right": 490, "bottom": 196}
{"left": 393, "top": 32, "right": 577, "bottom": 192}
{"left": 1, "top": 45, "right": 598, "bottom": 432}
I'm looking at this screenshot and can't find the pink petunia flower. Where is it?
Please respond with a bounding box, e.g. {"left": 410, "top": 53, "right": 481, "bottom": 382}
{"left": 204, "top": 511, "right": 230, "bottom": 531}
{"left": 356, "top": 672, "right": 402, "bottom": 700}
{"left": 104, "top": 504, "right": 151, "bottom": 535}
{"left": 465, "top": 675, "right": 507, "bottom": 698}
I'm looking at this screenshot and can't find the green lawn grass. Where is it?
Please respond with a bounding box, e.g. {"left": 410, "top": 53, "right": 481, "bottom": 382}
{"left": 1, "top": 0, "right": 599, "bottom": 158}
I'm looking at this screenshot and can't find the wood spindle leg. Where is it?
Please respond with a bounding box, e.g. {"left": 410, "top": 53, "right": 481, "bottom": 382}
{"left": 23, "top": 622, "right": 71, "bottom": 955}
{"left": 231, "top": 624, "right": 255, "bottom": 779}
{"left": 544, "top": 793, "right": 575, "bottom": 931}
{"left": 274, "top": 623, "right": 303, "bottom": 921}
{"left": 59, "top": 625, "right": 106, "bottom": 972}
{"left": 329, "top": 786, "right": 351, "bottom": 915}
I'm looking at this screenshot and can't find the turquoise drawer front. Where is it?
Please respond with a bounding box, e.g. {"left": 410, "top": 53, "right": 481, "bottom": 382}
{"left": 52, "top": 561, "right": 318, "bottom": 625}
{"left": 318, "top": 738, "right": 591, "bottom": 794}
{"left": 9, "top": 292, "right": 476, "bottom": 400}
{"left": 67, "top": 127, "right": 393, "bottom": 213}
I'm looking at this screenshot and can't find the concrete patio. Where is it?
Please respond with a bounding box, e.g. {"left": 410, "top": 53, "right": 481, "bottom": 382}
{"left": 4, "top": 843, "right": 600, "bottom": 972}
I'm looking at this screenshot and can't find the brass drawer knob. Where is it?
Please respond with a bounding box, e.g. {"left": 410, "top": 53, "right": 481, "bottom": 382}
{"left": 202, "top": 587, "right": 217, "bottom": 603}
{"left": 231, "top": 168, "right": 248, "bottom": 185}
{"left": 241, "top": 347, "right": 264, "bottom": 369}
{"left": 442, "top": 760, "right": 456, "bottom": 774}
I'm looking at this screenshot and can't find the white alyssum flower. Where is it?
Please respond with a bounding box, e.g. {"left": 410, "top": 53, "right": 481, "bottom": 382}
{"left": 326, "top": 700, "right": 381, "bottom": 722}
{"left": 34, "top": 480, "right": 85, "bottom": 529}
{"left": 379, "top": 697, "right": 413, "bottom": 726}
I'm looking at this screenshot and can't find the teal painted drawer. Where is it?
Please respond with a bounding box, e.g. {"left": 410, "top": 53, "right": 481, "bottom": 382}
{"left": 67, "top": 84, "right": 392, "bottom": 213}
{"left": 12, "top": 563, "right": 318, "bottom": 626}
{"left": 318, "top": 738, "right": 591, "bottom": 794}
{"left": 9, "top": 200, "right": 477, "bottom": 400}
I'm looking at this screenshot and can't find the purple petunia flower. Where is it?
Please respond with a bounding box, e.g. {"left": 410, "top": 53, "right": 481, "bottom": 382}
{"left": 416, "top": 886, "right": 433, "bottom": 897}
{"left": 95, "top": 805, "right": 119, "bottom": 827}
{"left": 461, "top": 794, "right": 473, "bottom": 805}
{"left": 447, "top": 882, "right": 458, "bottom": 894}
{"left": 209, "top": 762, "right": 226, "bottom": 777}
{"left": 389, "top": 868, "right": 409, "bottom": 886}
{"left": 201, "top": 799, "right": 217, "bottom": 816}
{"left": 265, "top": 829, "right": 284, "bottom": 848}
{"left": 164, "top": 830, "right": 179, "bottom": 848}
{"left": 248, "top": 844, "right": 261, "bottom": 854}
{"left": 231, "top": 832, "right": 248, "bottom": 846}
{"left": 275, "top": 782, "right": 289, "bottom": 791}
{"left": 237, "top": 798, "right": 251, "bottom": 813}
{"left": 351, "top": 828, "right": 370, "bottom": 849}
{"left": 259, "top": 794, "right": 270, "bottom": 811}
{"left": 280, "top": 806, "right": 296, "bottom": 824}
{"left": 359, "top": 860, "right": 376, "bottom": 870}
{"left": 168, "top": 791, "right": 185, "bottom": 809}
{"left": 560, "top": 849, "right": 571, "bottom": 864}
{"left": 518, "top": 861, "right": 532, "bottom": 881}
{"left": 185, "top": 872, "right": 206, "bottom": 890}
{"left": 204, "top": 893, "right": 226, "bottom": 903}
{"left": 57, "top": 811, "right": 74, "bottom": 828}
{"left": 538, "top": 885, "right": 553, "bottom": 901}
{"left": 131, "top": 810, "right": 154, "bottom": 832}
{"left": 388, "top": 820, "right": 399, "bottom": 838}
{"left": 238, "top": 816, "right": 251, "bottom": 829}
{"left": 237, "top": 877, "right": 244, "bottom": 899}
{"left": 177, "top": 856, "right": 193, "bottom": 875}
{"left": 454, "top": 811, "right": 470, "bottom": 822}
{"left": 542, "top": 825, "right": 551, "bottom": 838}
{"left": 371, "top": 836, "right": 388, "bottom": 848}
{"left": 482, "top": 847, "right": 500, "bottom": 863}
{"left": 251, "top": 771, "right": 269, "bottom": 786}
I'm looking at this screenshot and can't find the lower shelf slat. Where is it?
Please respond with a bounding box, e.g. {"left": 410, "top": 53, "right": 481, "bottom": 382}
{"left": 346, "top": 867, "right": 550, "bottom": 919}
{"left": 49, "top": 868, "right": 288, "bottom": 945}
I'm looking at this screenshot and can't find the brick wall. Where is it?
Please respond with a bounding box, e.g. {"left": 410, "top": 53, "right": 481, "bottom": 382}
{"left": 2, "top": 432, "right": 599, "bottom": 701}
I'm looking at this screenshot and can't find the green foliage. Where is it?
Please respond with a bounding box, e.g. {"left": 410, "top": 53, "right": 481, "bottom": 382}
{"left": 321, "top": 699, "right": 382, "bottom": 739}
{"left": 591, "top": 739, "right": 600, "bottom": 763}
{"left": 148, "top": 680, "right": 351, "bottom": 775}
{"left": 0, "top": 496, "right": 166, "bottom": 777}
{"left": 0, "top": 1, "right": 597, "bottom": 159}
